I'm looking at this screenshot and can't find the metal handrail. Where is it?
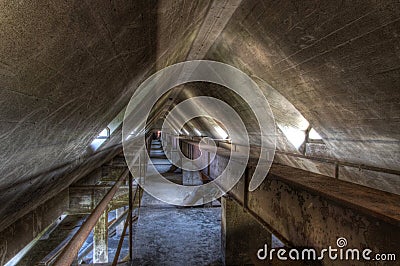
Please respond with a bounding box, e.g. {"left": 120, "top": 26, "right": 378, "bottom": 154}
{"left": 52, "top": 168, "right": 129, "bottom": 266}
{"left": 180, "top": 138, "right": 400, "bottom": 176}
{"left": 112, "top": 184, "right": 140, "bottom": 265}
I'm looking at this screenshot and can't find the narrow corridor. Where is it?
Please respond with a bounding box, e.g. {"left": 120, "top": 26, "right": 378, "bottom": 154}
{"left": 131, "top": 140, "right": 223, "bottom": 265}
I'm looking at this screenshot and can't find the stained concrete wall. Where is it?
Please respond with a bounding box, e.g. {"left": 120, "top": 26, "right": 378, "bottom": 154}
{"left": 0, "top": 0, "right": 211, "bottom": 235}
{"left": 182, "top": 140, "right": 400, "bottom": 265}
{"left": 205, "top": 0, "right": 400, "bottom": 194}
{"left": 222, "top": 196, "right": 272, "bottom": 265}
{"left": 93, "top": 210, "right": 108, "bottom": 263}
{"left": 68, "top": 186, "right": 129, "bottom": 214}
{"left": 0, "top": 189, "right": 68, "bottom": 265}
{"left": 247, "top": 173, "right": 400, "bottom": 265}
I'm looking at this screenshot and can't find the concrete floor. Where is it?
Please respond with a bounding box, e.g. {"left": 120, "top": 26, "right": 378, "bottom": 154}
{"left": 131, "top": 140, "right": 223, "bottom": 266}
{"left": 75, "top": 140, "right": 223, "bottom": 265}
{"left": 15, "top": 140, "right": 222, "bottom": 265}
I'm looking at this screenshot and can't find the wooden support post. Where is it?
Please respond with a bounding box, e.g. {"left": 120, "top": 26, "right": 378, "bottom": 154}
{"left": 93, "top": 210, "right": 108, "bottom": 263}
{"left": 115, "top": 207, "right": 125, "bottom": 237}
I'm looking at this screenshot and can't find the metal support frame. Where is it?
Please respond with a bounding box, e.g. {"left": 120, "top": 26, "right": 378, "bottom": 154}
{"left": 76, "top": 208, "right": 129, "bottom": 262}
{"left": 112, "top": 214, "right": 137, "bottom": 266}
{"left": 128, "top": 173, "right": 133, "bottom": 261}
{"left": 53, "top": 169, "right": 129, "bottom": 266}
{"left": 243, "top": 166, "right": 249, "bottom": 211}
{"left": 182, "top": 139, "right": 400, "bottom": 177}
{"left": 48, "top": 135, "right": 150, "bottom": 265}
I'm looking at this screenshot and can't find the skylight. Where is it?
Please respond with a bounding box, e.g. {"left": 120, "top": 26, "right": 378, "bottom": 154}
{"left": 90, "top": 108, "right": 126, "bottom": 151}
{"left": 214, "top": 125, "right": 228, "bottom": 139}
{"left": 278, "top": 124, "right": 306, "bottom": 149}
{"left": 90, "top": 130, "right": 108, "bottom": 150}
{"left": 98, "top": 128, "right": 110, "bottom": 139}
{"left": 193, "top": 128, "right": 201, "bottom": 136}
{"left": 309, "top": 128, "right": 322, "bottom": 140}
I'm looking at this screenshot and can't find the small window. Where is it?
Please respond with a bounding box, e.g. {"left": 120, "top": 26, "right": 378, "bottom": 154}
{"left": 308, "top": 128, "right": 322, "bottom": 140}
{"left": 89, "top": 108, "right": 125, "bottom": 151}
{"left": 278, "top": 125, "right": 306, "bottom": 149}
{"left": 90, "top": 127, "right": 110, "bottom": 150}
{"left": 193, "top": 128, "right": 201, "bottom": 136}
{"left": 214, "top": 125, "right": 228, "bottom": 139}
{"left": 97, "top": 127, "right": 110, "bottom": 139}
{"left": 182, "top": 128, "right": 189, "bottom": 135}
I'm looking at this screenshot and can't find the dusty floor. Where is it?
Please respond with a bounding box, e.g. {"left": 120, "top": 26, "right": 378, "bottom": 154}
{"left": 79, "top": 140, "right": 223, "bottom": 265}
{"left": 17, "top": 140, "right": 222, "bottom": 265}
{"left": 131, "top": 197, "right": 222, "bottom": 266}
{"left": 131, "top": 140, "right": 223, "bottom": 266}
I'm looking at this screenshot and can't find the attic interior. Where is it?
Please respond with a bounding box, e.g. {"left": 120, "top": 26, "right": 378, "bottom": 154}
{"left": 0, "top": 1, "right": 399, "bottom": 265}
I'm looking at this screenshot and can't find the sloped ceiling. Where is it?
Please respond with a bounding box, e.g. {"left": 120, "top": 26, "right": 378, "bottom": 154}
{"left": 204, "top": 0, "right": 400, "bottom": 192}
{"left": 0, "top": 0, "right": 211, "bottom": 231}
{"left": 1, "top": 0, "right": 399, "bottom": 231}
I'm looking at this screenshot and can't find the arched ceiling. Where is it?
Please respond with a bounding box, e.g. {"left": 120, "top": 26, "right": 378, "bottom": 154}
{"left": 202, "top": 0, "right": 400, "bottom": 194}
{"left": 0, "top": 0, "right": 399, "bottom": 231}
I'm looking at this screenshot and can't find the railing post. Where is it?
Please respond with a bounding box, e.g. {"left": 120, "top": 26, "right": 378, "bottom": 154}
{"left": 52, "top": 169, "right": 129, "bottom": 266}
{"left": 128, "top": 173, "right": 133, "bottom": 261}
{"left": 93, "top": 210, "right": 108, "bottom": 263}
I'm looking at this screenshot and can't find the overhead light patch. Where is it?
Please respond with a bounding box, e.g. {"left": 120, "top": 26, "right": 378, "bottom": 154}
{"left": 308, "top": 128, "right": 322, "bottom": 140}
{"left": 278, "top": 124, "right": 306, "bottom": 150}
{"left": 214, "top": 125, "right": 228, "bottom": 139}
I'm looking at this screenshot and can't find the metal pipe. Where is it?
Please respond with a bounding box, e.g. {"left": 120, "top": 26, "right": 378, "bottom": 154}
{"left": 53, "top": 136, "right": 150, "bottom": 265}
{"left": 128, "top": 180, "right": 139, "bottom": 260}
{"left": 53, "top": 168, "right": 129, "bottom": 266}
{"left": 76, "top": 209, "right": 129, "bottom": 262}
{"left": 334, "top": 162, "right": 339, "bottom": 179}
{"left": 128, "top": 174, "right": 133, "bottom": 261}
{"left": 243, "top": 166, "right": 249, "bottom": 211}
{"left": 138, "top": 182, "right": 143, "bottom": 217}
{"left": 112, "top": 214, "right": 129, "bottom": 266}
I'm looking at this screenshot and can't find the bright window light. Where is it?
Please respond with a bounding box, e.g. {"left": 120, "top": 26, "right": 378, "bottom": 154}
{"left": 98, "top": 128, "right": 109, "bottom": 138}
{"left": 88, "top": 108, "right": 126, "bottom": 151}
{"left": 214, "top": 125, "right": 228, "bottom": 139}
{"left": 309, "top": 128, "right": 322, "bottom": 140}
{"left": 90, "top": 138, "right": 106, "bottom": 150}
{"left": 125, "top": 128, "right": 138, "bottom": 141}
{"left": 182, "top": 129, "right": 189, "bottom": 135}
{"left": 89, "top": 108, "right": 127, "bottom": 151}
{"left": 278, "top": 124, "right": 306, "bottom": 149}
{"left": 90, "top": 127, "right": 109, "bottom": 150}
{"left": 193, "top": 128, "right": 201, "bottom": 136}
